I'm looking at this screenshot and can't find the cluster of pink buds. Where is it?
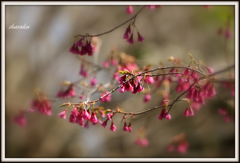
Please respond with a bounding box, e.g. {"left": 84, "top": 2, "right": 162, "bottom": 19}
{"left": 185, "top": 85, "right": 205, "bottom": 104}
{"left": 123, "top": 22, "right": 144, "bottom": 44}
{"left": 123, "top": 122, "right": 132, "bottom": 132}
{"left": 135, "top": 137, "right": 149, "bottom": 147}
{"left": 118, "top": 75, "right": 144, "bottom": 94}
{"left": 158, "top": 108, "right": 171, "bottom": 120}
{"left": 100, "top": 91, "right": 111, "bottom": 102}
{"left": 56, "top": 84, "right": 76, "bottom": 98}
{"left": 29, "top": 97, "right": 52, "bottom": 116}
{"left": 60, "top": 107, "right": 105, "bottom": 128}
{"left": 183, "top": 106, "right": 194, "bottom": 117}
{"left": 126, "top": 5, "right": 133, "bottom": 14}
{"left": 202, "top": 81, "right": 216, "bottom": 98}
{"left": 100, "top": 112, "right": 117, "bottom": 131}
{"left": 218, "top": 108, "right": 234, "bottom": 123}
{"left": 69, "top": 37, "right": 95, "bottom": 56}
{"left": 182, "top": 68, "right": 199, "bottom": 83}
{"left": 168, "top": 133, "right": 189, "bottom": 154}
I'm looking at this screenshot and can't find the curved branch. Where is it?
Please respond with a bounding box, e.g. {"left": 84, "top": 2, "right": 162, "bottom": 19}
{"left": 77, "top": 6, "right": 146, "bottom": 37}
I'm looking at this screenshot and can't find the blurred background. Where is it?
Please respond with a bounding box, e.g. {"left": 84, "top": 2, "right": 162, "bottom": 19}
{"left": 5, "top": 5, "right": 235, "bottom": 158}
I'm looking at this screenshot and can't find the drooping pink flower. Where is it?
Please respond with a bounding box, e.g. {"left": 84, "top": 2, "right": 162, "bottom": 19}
{"left": 145, "top": 76, "right": 154, "bottom": 84}
{"left": 90, "top": 77, "right": 97, "bottom": 87}
{"left": 127, "top": 33, "right": 134, "bottom": 44}
{"left": 141, "top": 138, "right": 149, "bottom": 147}
{"left": 143, "top": 94, "right": 151, "bottom": 103}
{"left": 177, "top": 141, "right": 189, "bottom": 154}
{"left": 188, "top": 107, "right": 194, "bottom": 116}
{"left": 83, "top": 109, "right": 91, "bottom": 120}
{"left": 79, "top": 64, "right": 88, "bottom": 78}
{"left": 191, "top": 71, "right": 199, "bottom": 83}
{"left": 58, "top": 109, "right": 67, "bottom": 119}
{"left": 90, "top": 112, "right": 98, "bottom": 125}
{"left": 110, "top": 121, "right": 116, "bottom": 132}
{"left": 137, "top": 32, "right": 144, "bottom": 42}
{"left": 158, "top": 109, "right": 171, "bottom": 120}
{"left": 30, "top": 97, "right": 52, "bottom": 116}
{"left": 13, "top": 112, "right": 27, "bottom": 127}
{"left": 107, "top": 113, "right": 114, "bottom": 121}
{"left": 126, "top": 5, "right": 134, "bottom": 14}
{"left": 56, "top": 85, "right": 76, "bottom": 98}
{"left": 76, "top": 38, "right": 83, "bottom": 47}
{"left": 183, "top": 108, "right": 189, "bottom": 117}
{"left": 205, "top": 66, "right": 214, "bottom": 74}
{"left": 191, "top": 102, "right": 201, "bottom": 110}
{"left": 127, "top": 123, "right": 132, "bottom": 132}
{"left": 165, "top": 113, "right": 171, "bottom": 120}
{"left": 183, "top": 68, "right": 191, "bottom": 76}
{"left": 69, "top": 108, "right": 78, "bottom": 123}
{"left": 101, "top": 119, "right": 108, "bottom": 128}
{"left": 123, "top": 122, "right": 129, "bottom": 131}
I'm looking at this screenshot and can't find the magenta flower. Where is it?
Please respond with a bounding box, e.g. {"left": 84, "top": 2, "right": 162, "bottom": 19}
{"left": 126, "top": 5, "right": 133, "bottom": 14}
{"left": 205, "top": 66, "right": 214, "bottom": 74}
{"left": 183, "top": 108, "right": 189, "bottom": 117}
{"left": 127, "top": 123, "right": 132, "bottom": 132}
{"left": 58, "top": 109, "right": 67, "bottom": 119}
{"left": 30, "top": 98, "right": 52, "bottom": 116}
{"left": 110, "top": 121, "right": 116, "bottom": 132}
{"left": 101, "top": 119, "right": 108, "bottom": 128}
{"left": 188, "top": 107, "right": 194, "bottom": 116}
{"left": 76, "top": 38, "right": 83, "bottom": 47}
{"left": 143, "top": 93, "right": 151, "bottom": 103}
{"left": 183, "top": 68, "right": 191, "bottom": 76}
{"left": 165, "top": 113, "right": 171, "bottom": 120}
{"left": 100, "top": 91, "right": 111, "bottom": 102}
{"left": 145, "top": 76, "right": 154, "bottom": 84}
{"left": 141, "top": 138, "right": 149, "bottom": 147}
{"left": 177, "top": 141, "right": 189, "bottom": 154}
{"left": 186, "top": 86, "right": 194, "bottom": 99}
{"left": 119, "top": 86, "right": 125, "bottom": 93}
{"left": 90, "top": 77, "right": 97, "bottom": 87}
{"left": 123, "top": 122, "right": 129, "bottom": 131}
{"left": 90, "top": 112, "right": 98, "bottom": 124}
{"left": 69, "top": 108, "right": 78, "bottom": 123}
{"left": 191, "top": 71, "right": 199, "bottom": 83}
{"left": 107, "top": 113, "right": 114, "bottom": 121}
{"left": 127, "top": 33, "right": 134, "bottom": 44}
{"left": 13, "top": 112, "right": 26, "bottom": 127}
{"left": 225, "top": 28, "right": 231, "bottom": 39}
{"left": 137, "top": 32, "right": 144, "bottom": 42}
